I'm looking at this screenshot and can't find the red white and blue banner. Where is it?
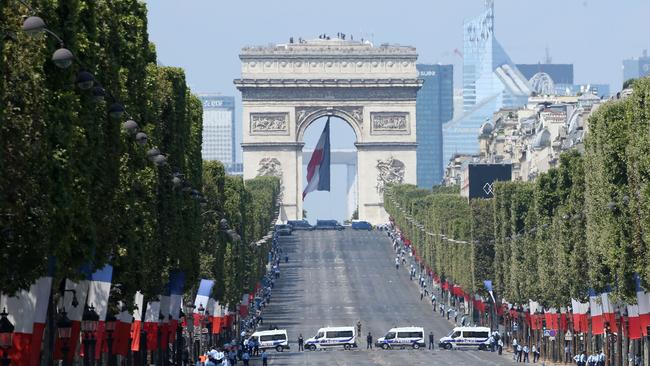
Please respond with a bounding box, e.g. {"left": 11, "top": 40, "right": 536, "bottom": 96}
{"left": 303, "top": 118, "right": 331, "bottom": 199}
{"left": 589, "top": 288, "right": 604, "bottom": 335}
{"left": 168, "top": 271, "right": 185, "bottom": 344}
{"left": 130, "top": 291, "right": 144, "bottom": 352}
{"left": 54, "top": 278, "right": 90, "bottom": 361}
{"left": 87, "top": 265, "right": 113, "bottom": 359}
{"left": 635, "top": 274, "right": 650, "bottom": 336}
{"left": 194, "top": 279, "right": 215, "bottom": 326}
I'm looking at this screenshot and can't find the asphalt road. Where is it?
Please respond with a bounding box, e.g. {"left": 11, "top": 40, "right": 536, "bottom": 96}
{"left": 252, "top": 229, "right": 515, "bottom": 366}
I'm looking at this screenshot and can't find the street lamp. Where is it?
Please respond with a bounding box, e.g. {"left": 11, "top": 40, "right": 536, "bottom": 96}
{"left": 197, "top": 304, "right": 205, "bottom": 355}
{"left": 81, "top": 305, "right": 99, "bottom": 366}
{"left": 52, "top": 47, "right": 74, "bottom": 69}
{"left": 105, "top": 312, "right": 117, "bottom": 366}
{"left": 175, "top": 308, "right": 184, "bottom": 366}
{"left": 22, "top": 16, "right": 46, "bottom": 35}
{"left": 75, "top": 71, "right": 95, "bottom": 90}
{"left": 57, "top": 309, "right": 73, "bottom": 366}
{"left": 122, "top": 120, "right": 139, "bottom": 135}
{"left": 0, "top": 308, "right": 14, "bottom": 366}
{"left": 108, "top": 103, "right": 125, "bottom": 119}
{"left": 183, "top": 303, "right": 195, "bottom": 361}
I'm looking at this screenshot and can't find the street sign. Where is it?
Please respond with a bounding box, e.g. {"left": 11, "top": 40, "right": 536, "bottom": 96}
{"left": 565, "top": 330, "right": 572, "bottom": 341}
{"left": 543, "top": 329, "right": 556, "bottom": 337}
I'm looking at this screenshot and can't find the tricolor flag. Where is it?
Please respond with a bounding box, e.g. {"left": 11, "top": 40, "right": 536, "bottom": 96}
{"left": 635, "top": 273, "right": 650, "bottom": 336}
{"left": 30, "top": 273, "right": 53, "bottom": 366}
{"left": 54, "top": 279, "right": 90, "bottom": 361}
{"left": 589, "top": 289, "right": 604, "bottom": 335}
{"left": 87, "top": 265, "right": 113, "bottom": 360}
{"left": 303, "top": 118, "right": 330, "bottom": 199}
{"left": 571, "top": 298, "right": 589, "bottom": 333}
{"left": 544, "top": 308, "right": 559, "bottom": 330}
{"left": 483, "top": 280, "right": 496, "bottom": 304}
{"left": 168, "top": 271, "right": 185, "bottom": 343}
{"left": 211, "top": 302, "right": 224, "bottom": 335}
{"left": 113, "top": 302, "right": 133, "bottom": 356}
{"left": 194, "top": 279, "right": 215, "bottom": 326}
{"left": 0, "top": 276, "right": 52, "bottom": 366}
{"left": 144, "top": 301, "right": 160, "bottom": 351}
{"left": 239, "top": 293, "right": 250, "bottom": 316}
{"left": 601, "top": 290, "right": 618, "bottom": 332}
{"left": 159, "top": 294, "right": 170, "bottom": 351}
{"left": 130, "top": 291, "right": 144, "bottom": 352}
{"left": 627, "top": 304, "right": 643, "bottom": 340}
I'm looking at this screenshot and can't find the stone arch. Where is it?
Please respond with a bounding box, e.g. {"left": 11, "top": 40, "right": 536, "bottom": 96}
{"left": 295, "top": 107, "right": 363, "bottom": 143}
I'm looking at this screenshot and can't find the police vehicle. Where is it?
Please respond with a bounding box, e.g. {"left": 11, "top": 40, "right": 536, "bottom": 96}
{"left": 305, "top": 326, "right": 357, "bottom": 350}
{"left": 247, "top": 329, "right": 290, "bottom": 352}
{"left": 375, "top": 327, "right": 426, "bottom": 350}
{"left": 438, "top": 326, "right": 490, "bottom": 350}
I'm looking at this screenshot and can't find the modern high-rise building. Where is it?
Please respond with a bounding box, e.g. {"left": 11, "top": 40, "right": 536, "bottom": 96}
{"left": 416, "top": 64, "right": 453, "bottom": 188}
{"left": 516, "top": 63, "right": 574, "bottom": 85}
{"left": 442, "top": 1, "right": 531, "bottom": 168}
{"left": 623, "top": 50, "right": 650, "bottom": 85}
{"left": 199, "top": 94, "right": 236, "bottom": 166}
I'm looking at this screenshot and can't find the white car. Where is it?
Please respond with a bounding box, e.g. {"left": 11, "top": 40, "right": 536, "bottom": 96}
{"left": 248, "top": 329, "right": 290, "bottom": 352}
{"left": 375, "top": 327, "right": 426, "bottom": 350}
{"left": 438, "top": 326, "right": 490, "bottom": 350}
{"left": 305, "top": 326, "right": 357, "bottom": 350}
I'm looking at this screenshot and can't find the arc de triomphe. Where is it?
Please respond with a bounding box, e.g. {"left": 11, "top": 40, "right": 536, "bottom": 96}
{"left": 235, "top": 39, "right": 421, "bottom": 224}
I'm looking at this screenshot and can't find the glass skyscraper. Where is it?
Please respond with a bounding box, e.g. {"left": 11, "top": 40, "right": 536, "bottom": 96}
{"left": 443, "top": 1, "right": 530, "bottom": 167}
{"left": 199, "top": 94, "right": 236, "bottom": 166}
{"left": 416, "top": 64, "right": 453, "bottom": 188}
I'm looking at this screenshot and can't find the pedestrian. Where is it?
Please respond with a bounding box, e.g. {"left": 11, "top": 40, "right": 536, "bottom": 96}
{"left": 395, "top": 257, "right": 400, "bottom": 270}
{"left": 357, "top": 320, "right": 362, "bottom": 335}
{"left": 428, "top": 331, "right": 434, "bottom": 350}
{"left": 498, "top": 338, "right": 503, "bottom": 355}
{"left": 253, "top": 339, "right": 259, "bottom": 356}
{"left": 523, "top": 344, "right": 529, "bottom": 363}
{"left": 532, "top": 344, "right": 539, "bottom": 363}
{"left": 261, "top": 350, "right": 269, "bottom": 366}
{"left": 588, "top": 352, "right": 596, "bottom": 366}
{"left": 367, "top": 332, "right": 373, "bottom": 349}
{"left": 285, "top": 254, "right": 288, "bottom": 263}
{"left": 182, "top": 348, "right": 190, "bottom": 366}
{"left": 597, "top": 350, "right": 605, "bottom": 366}
{"left": 420, "top": 289, "right": 424, "bottom": 301}
{"left": 228, "top": 349, "right": 237, "bottom": 366}
{"left": 488, "top": 334, "right": 495, "bottom": 352}
{"left": 241, "top": 349, "right": 250, "bottom": 366}
{"left": 516, "top": 343, "right": 522, "bottom": 362}
{"left": 298, "top": 333, "right": 304, "bottom": 351}
{"left": 565, "top": 345, "right": 572, "bottom": 363}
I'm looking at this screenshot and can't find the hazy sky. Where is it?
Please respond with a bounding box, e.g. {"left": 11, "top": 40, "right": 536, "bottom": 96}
{"left": 146, "top": 0, "right": 650, "bottom": 221}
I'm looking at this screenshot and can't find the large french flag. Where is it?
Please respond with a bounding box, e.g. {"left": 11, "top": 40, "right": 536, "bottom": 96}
{"left": 130, "top": 291, "right": 144, "bottom": 352}
{"left": 144, "top": 301, "right": 160, "bottom": 350}
{"left": 113, "top": 301, "right": 133, "bottom": 356}
{"left": 635, "top": 274, "right": 650, "bottom": 336}
{"left": 168, "top": 271, "right": 185, "bottom": 343}
{"left": 601, "top": 290, "right": 618, "bottom": 332}
{"left": 194, "top": 279, "right": 215, "bottom": 326}
{"left": 212, "top": 302, "right": 224, "bottom": 335}
{"left": 589, "top": 289, "right": 604, "bottom": 335}
{"left": 627, "top": 304, "right": 643, "bottom": 340}
{"left": 571, "top": 298, "right": 589, "bottom": 333}
{"left": 303, "top": 118, "right": 331, "bottom": 199}
{"left": 0, "top": 276, "right": 52, "bottom": 366}
{"left": 87, "top": 265, "right": 113, "bottom": 360}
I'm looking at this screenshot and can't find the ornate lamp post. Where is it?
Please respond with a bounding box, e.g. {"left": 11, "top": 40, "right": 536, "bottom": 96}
{"left": 183, "top": 303, "right": 195, "bottom": 362}
{"left": 0, "top": 308, "right": 14, "bottom": 366}
{"left": 57, "top": 309, "right": 73, "bottom": 366}
{"left": 81, "top": 305, "right": 99, "bottom": 366}
{"left": 105, "top": 312, "right": 117, "bottom": 366}
{"left": 175, "top": 308, "right": 184, "bottom": 366}
{"left": 197, "top": 304, "right": 205, "bottom": 356}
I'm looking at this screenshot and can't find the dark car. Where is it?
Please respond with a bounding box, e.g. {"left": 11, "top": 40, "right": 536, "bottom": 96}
{"left": 315, "top": 220, "right": 345, "bottom": 231}
{"left": 287, "top": 220, "right": 314, "bottom": 231}
{"left": 351, "top": 220, "right": 373, "bottom": 231}
{"left": 275, "top": 224, "right": 292, "bottom": 236}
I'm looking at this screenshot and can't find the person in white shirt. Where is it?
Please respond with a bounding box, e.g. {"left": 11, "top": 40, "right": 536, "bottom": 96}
{"left": 597, "top": 350, "right": 605, "bottom": 366}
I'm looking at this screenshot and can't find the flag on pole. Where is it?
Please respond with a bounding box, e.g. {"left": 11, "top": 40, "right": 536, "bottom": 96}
{"left": 635, "top": 273, "right": 650, "bottom": 336}
{"left": 627, "top": 304, "right": 642, "bottom": 340}
{"left": 130, "top": 291, "right": 144, "bottom": 352}
{"left": 168, "top": 271, "right": 185, "bottom": 344}
{"left": 571, "top": 298, "right": 589, "bottom": 333}
{"left": 483, "top": 280, "right": 496, "bottom": 304}
{"left": 29, "top": 271, "right": 53, "bottom": 366}
{"left": 601, "top": 290, "right": 618, "bottom": 332}
{"left": 54, "top": 279, "right": 90, "bottom": 361}
{"left": 303, "top": 118, "right": 331, "bottom": 199}
{"left": 159, "top": 293, "right": 170, "bottom": 351}
{"left": 194, "top": 279, "right": 215, "bottom": 326}
{"left": 113, "top": 301, "right": 133, "bottom": 356}
{"left": 239, "top": 293, "right": 250, "bottom": 316}
{"left": 212, "top": 302, "right": 224, "bottom": 335}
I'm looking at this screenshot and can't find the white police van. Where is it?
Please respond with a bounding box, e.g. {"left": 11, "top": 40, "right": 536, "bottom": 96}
{"left": 438, "top": 326, "right": 490, "bottom": 350}
{"left": 375, "top": 327, "right": 426, "bottom": 350}
{"left": 305, "top": 326, "right": 357, "bottom": 350}
{"left": 248, "top": 329, "right": 290, "bottom": 352}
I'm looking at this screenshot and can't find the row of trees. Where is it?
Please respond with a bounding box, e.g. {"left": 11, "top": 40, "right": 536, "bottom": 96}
{"left": 384, "top": 77, "right": 650, "bottom": 307}
{"left": 0, "top": 0, "right": 280, "bottom": 308}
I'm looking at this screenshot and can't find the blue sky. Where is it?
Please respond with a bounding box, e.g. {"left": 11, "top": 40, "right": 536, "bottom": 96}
{"left": 145, "top": 0, "right": 649, "bottom": 221}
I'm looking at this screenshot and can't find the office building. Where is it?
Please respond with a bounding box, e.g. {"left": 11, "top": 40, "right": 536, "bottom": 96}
{"left": 199, "top": 94, "right": 236, "bottom": 166}
{"left": 442, "top": 1, "right": 531, "bottom": 168}
{"left": 516, "top": 63, "right": 574, "bottom": 85}
{"left": 623, "top": 50, "right": 650, "bottom": 85}
{"left": 416, "top": 64, "right": 453, "bottom": 188}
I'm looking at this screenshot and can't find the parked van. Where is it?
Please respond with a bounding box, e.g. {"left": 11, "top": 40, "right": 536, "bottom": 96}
{"left": 305, "top": 326, "right": 357, "bottom": 350}
{"left": 438, "top": 326, "right": 490, "bottom": 350}
{"left": 375, "top": 327, "right": 425, "bottom": 350}
{"left": 248, "top": 329, "right": 290, "bottom": 352}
